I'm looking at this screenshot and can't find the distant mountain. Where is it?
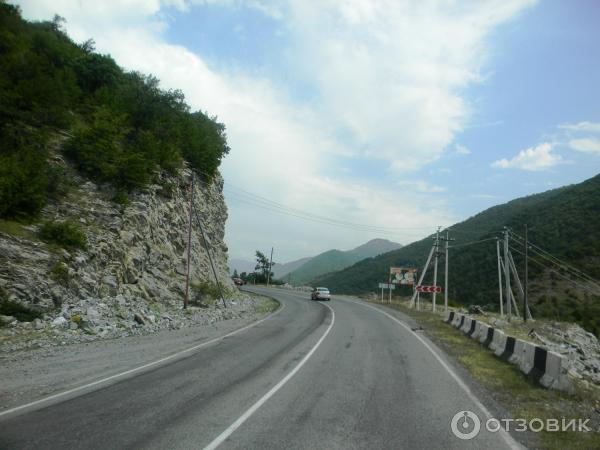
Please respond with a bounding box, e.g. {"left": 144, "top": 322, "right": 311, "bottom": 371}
{"left": 288, "top": 238, "right": 402, "bottom": 285}
{"left": 229, "top": 259, "right": 256, "bottom": 276}
{"left": 273, "top": 257, "right": 313, "bottom": 279}
{"left": 314, "top": 174, "right": 600, "bottom": 335}
{"left": 351, "top": 238, "right": 404, "bottom": 259}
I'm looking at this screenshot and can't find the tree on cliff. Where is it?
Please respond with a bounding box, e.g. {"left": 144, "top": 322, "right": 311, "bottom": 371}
{"left": 0, "top": 3, "right": 230, "bottom": 219}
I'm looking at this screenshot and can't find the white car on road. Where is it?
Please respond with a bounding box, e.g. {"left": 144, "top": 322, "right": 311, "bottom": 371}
{"left": 311, "top": 287, "right": 331, "bottom": 301}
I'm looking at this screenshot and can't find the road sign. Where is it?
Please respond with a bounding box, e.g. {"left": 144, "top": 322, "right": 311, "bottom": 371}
{"left": 390, "top": 267, "right": 417, "bottom": 285}
{"left": 416, "top": 285, "right": 442, "bottom": 293}
{"left": 378, "top": 283, "right": 395, "bottom": 290}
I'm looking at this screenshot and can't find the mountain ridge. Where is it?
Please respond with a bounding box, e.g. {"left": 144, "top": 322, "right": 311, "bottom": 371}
{"left": 288, "top": 238, "right": 402, "bottom": 285}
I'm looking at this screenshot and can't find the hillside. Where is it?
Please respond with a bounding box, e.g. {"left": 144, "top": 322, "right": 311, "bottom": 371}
{"left": 288, "top": 238, "right": 402, "bottom": 285}
{"left": 272, "top": 257, "right": 313, "bottom": 279}
{"left": 315, "top": 174, "right": 600, "bottom": 334}
{"left": 0, "top": 4, "right": 228, "bottom": 221}
{"left": 0, "top": 5, "right": 234, "bottom": 325}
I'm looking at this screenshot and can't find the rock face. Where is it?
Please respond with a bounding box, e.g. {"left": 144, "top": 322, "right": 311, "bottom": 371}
{"left": 0, "top": 160, "right": 233, "bottom": 318}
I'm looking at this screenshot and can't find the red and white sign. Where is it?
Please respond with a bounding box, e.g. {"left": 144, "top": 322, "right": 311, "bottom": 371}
{"left": 416, "top": 285, "right": 442, "bottom": 293}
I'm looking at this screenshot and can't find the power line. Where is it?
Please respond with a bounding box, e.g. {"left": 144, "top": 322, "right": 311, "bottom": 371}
{"left": 191, "top": 169, "right": 442, "bottom": 235}
{"left": 509, "top": 245, "right": 600, "bottom": 296}
{"left": 447, "top": 237, "right": 496, "bottom": 249}
{"left": 508, "top": 230, "right": 600, "bottom": 288}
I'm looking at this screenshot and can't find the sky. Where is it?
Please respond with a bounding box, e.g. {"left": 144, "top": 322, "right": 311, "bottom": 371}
{"left": 14, "top": 0, "right": 600, "bottom": 264}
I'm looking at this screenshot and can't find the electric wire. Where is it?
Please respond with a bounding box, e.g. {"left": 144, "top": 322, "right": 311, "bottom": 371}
{"left": 447, "top": 237, "right": 496, "bottom": 249}
{"left": 508, "top": 230, "right": 600, "bottom": 288}
{"left": 508, "top": 245, "right": 600, "bottom": 296}
{"left": 190, "top": 170, "right": 443, "bottom": 236}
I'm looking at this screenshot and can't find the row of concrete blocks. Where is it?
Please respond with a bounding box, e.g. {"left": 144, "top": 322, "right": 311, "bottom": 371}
{"left": 444, "top": 311, "right": 572, "bottom": 391}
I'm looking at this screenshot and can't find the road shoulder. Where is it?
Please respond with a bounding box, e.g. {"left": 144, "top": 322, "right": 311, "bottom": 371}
{"left": 0, "top": 293, "right": 279, "bottom": 414}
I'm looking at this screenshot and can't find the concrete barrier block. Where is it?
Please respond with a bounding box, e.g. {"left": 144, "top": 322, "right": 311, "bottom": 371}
{"left": 492, "top": 331, "right": 508, "bottom": 356}
{"left": 451, "top": 313, "right": 459, "bottom": 327}
{"left": 455, "top": 314, "right": 465, "bottom": 329}
{"left": 466, "top": 319, "right": 478, "bottom": 338}
{"left": 540, "top": 350, "right": 571, "bottom": 391}
{"left": 444, "top": 311, "right": 453, "bottom": 323}
{"left": 519, "top": 341, "right": 537, "bottom": 374}
{"left": 478, "top": 324, "right": 490, "bottom": 344}
{"left": 461, "top": 317, "right": 472, "bottom": 333}
{"left": 470, "top": 321, "right": 483, "bottom": 340}
{"left": 509, "top": 339, "right": 525, "bottom": 365}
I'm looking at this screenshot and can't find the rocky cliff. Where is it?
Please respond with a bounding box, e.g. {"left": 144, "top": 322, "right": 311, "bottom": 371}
{"left": 0, "top": 153, "right": 236, "bottom": 346}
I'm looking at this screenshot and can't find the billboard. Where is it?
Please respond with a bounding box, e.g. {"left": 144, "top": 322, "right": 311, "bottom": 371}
{"left": 390, "top": 267, "right": 417, "bottom": 285}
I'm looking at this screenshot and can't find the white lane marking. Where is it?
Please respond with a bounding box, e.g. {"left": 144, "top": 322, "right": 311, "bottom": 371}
{"left": 0, "top": 301, "right": 285, "bottom": 419}
{"left": 203, "top": 302, "right": 335, "bottom": 450}
{"left": 340, "top": 298, "right": 522, "bottom": 450}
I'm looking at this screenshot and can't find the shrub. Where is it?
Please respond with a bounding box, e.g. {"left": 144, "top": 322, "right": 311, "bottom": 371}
{"left": 50, "top": 261, "right": 69, "bottom": 285}
{"left": 191, "top": 280, "right": 221, "bottom": 304}
{"left": 0, "top": 297, "right": 42, "bottom": 322}
{"left": 39, "top": 220, "right": 87, "bottom": 250}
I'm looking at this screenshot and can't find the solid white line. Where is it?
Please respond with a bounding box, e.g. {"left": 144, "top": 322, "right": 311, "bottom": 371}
{"left": 203, "top": 302, "right": 335, "bottom": 450}
{"left": 340, "top": 298, "right": 522, "bottom": 450}
{"left": 0, "top": 301, "right": 285, "bottom": 419}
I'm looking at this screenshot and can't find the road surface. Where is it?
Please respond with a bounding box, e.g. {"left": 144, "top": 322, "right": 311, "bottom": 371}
{"left": 0, "top": 287, "right": 521, "bottom": 449}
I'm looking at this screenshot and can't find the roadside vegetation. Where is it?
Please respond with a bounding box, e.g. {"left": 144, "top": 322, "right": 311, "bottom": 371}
{"left": 39, "top": 220, "right": 87, "bottom": 250}
{"left": 364, "top": 296, "right": 600, "bottom": 450}
{"left": 0, "top": 287, "right": 42, "bottom": 323}
{"left": 0, "top": 3, "right": 229, "bottom": 220}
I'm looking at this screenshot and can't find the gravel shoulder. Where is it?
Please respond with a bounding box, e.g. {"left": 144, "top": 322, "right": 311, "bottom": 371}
{"left": 0, "top": 293, "right": 279, "bottom": 412}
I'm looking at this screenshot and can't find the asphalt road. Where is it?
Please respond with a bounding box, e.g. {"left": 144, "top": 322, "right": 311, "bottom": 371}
{"left": 0, "top": 287, "right": 521, "bottom": 449}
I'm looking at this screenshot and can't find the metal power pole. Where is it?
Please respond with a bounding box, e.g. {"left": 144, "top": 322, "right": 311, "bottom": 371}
{"left": 266, "top": 247, "right": 273, "bottom": 287}
{"left": 524, "top": 224, "right": 528, "bottom": 323}
{"left": 184, "top": 175, "right": 195, "bottom": 309}
{"left": 496, "top": 238, "right": 504, "bottom": 317}
{"left": 432, "top": 227, "right": 440, "bottom": 312}
{"left": 504, "top": 228, "right": 511, "bottom": 320}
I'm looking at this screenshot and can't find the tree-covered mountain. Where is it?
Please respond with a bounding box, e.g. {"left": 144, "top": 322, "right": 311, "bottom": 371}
{"left": 315, "top": 174, "right": 600, "bottom": 334}
{"left": 288, "top": 238, "right": 402, "bottom": 285}
{"left": 273, "top": 257, "right": 313, "bottom": 279}
{"left": 0, "top": 3, "right": 229, "bottom": 219}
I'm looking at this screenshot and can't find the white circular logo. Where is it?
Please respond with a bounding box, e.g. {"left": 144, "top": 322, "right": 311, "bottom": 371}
{"left": 451, "top": 410, "right": 481, "bottom": 440}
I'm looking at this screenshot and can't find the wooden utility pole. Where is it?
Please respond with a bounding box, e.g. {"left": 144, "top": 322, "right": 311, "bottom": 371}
{"left": 266, "top": 247, "right": 273, "bottom": 287}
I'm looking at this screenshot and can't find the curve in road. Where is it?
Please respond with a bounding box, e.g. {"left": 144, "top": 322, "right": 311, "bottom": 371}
{"left": 0, "top": 287, "right": 522, "bottom": 449}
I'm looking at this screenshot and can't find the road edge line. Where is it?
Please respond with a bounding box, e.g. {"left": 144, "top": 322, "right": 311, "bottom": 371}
{"left": 340, "top": 297, "right": 523, "bottom": 450}
{"left": 0, "top": 299, "right": 285, "bottom": 420}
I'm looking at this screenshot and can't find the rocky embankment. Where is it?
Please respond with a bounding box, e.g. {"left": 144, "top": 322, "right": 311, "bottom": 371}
{"left": 0, "top": 292, "right": 265, "bottom": 353}
{"left": 469, "top": 307, "right": 600, "bottom": 388}
{"left": 0, "top": 156, "right": 240, "bottom": 351}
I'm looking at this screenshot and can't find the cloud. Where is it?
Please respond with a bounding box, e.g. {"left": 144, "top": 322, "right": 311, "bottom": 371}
{"left": 454, "top": 144, "right": 471, "bottom": 155}
{"left": 397, "top": 180, "right": 446, "bottom": 193}
{"left": 491, "top": 143, "right": 563, "bottom": 171}
{"left": 559, "top": 121, "right": 600, "bottom": 133}
{"left": 13, "top": 0, "right": 534, "bottom": 259}
{"left": 568, "top": 138, "right": 600, "bottom": 155}
{"left": 284, "top": 0, "right": 537, "bottom": 171}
